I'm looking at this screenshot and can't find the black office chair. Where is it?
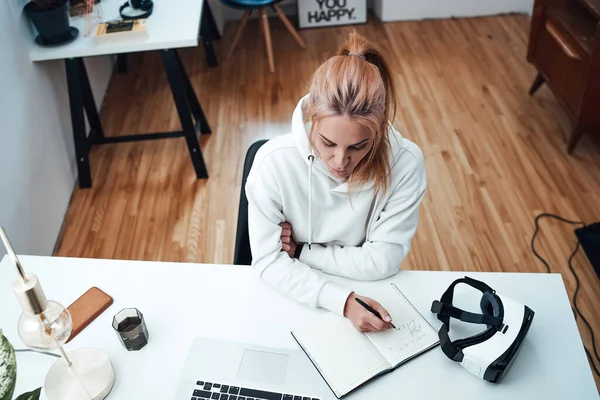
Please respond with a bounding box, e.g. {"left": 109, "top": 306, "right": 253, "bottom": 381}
{"left": 234, "top": 139, "right": 268, "bottom": 265}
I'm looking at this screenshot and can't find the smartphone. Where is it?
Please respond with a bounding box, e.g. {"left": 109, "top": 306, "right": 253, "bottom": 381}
{"left": 66, "top": 286, "right": 113, "bottom": 343}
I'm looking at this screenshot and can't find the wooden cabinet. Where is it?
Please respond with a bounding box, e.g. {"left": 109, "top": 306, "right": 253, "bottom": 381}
{"left": 527, "top": 0, "right": 600, "bottom": 153}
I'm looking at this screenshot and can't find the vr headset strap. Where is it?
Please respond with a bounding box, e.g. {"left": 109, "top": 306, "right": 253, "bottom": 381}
{"left": 438, "top": 324, "right": 464, "bottom": 361}
{"left": 431, "top": 301, "right": 503, "bottom": 327}
{"left": 431, "top": 277, "right": 501, "bottom": 327}
{"left": 431, "top": 277, "right": 503, "bottom": 362}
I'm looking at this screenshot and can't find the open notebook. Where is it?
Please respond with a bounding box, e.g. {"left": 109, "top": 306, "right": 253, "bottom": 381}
{"left": 291, "top": 283, "right": 439, "bottom": 398}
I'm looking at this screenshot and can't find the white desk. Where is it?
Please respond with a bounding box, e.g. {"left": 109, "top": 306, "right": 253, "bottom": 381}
{"left": 29, "top": 0, "right": 220, "bottom": 188}
{"left": 0, "top": 255, "right": 597, "bottom": 399}
{"left": 30, "top": 0, "right": 212, "bottom": 61}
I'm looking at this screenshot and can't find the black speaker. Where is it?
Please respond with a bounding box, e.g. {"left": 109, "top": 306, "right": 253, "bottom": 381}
{"left": 575, "top": 222, "right": 600, "bottom": 278}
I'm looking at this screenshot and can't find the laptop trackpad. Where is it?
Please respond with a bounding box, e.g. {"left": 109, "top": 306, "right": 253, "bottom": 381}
{"left": 237, "top": 349, "right": 290, "bottom": 385}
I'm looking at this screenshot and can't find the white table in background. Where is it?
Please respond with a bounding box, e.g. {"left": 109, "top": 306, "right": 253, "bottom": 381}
{"left": 0, "top": 255, "right": 597, "bottom": 399}
{"left": 30, "top": 0, "right": 220, "bottom": 188}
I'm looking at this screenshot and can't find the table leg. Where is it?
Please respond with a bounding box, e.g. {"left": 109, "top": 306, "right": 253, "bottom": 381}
{"left": 161, "top": 49, "right": 209, "bottom": 179}
{"left": 173, "top": 50, "right": 212, "bottom": 135}
{"left": 65, "top": 58, "right": 93, "bottom": 189}
{"left": 76, "top": 58, "right": 104, "bottom": 141}
{"left": 116, "top": 54, "right": 128, "bottom": 74}
{"left": 204, "top": 0, "right": 221, "bottom": 40}
{"left": 201, "top": 0, "right": 219, "bottom": 67}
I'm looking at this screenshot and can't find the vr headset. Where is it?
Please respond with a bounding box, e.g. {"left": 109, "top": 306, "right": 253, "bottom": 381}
{"left": 431, "top": 276, "right": 534, "bottom": 383}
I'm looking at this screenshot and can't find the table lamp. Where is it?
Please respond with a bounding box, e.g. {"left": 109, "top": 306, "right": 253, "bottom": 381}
{"left": 0, "top": 227, "right": 115, "bottom": 400}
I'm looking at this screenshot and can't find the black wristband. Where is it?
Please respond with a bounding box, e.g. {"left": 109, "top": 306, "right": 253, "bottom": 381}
{"left": 294, "top": 244, "right": 304, "bottom": 259}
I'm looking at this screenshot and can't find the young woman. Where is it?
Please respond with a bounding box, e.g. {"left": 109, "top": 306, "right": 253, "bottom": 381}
{"left": 245, "top": 31, "right": 426, "bottom": 333}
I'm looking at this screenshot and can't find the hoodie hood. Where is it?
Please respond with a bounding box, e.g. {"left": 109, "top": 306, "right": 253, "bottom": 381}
{"left": 291, "top": 94, "right": 405, "bottom": 194}
{"left": 291, "top": 94, "right": 353, "bottom": 192}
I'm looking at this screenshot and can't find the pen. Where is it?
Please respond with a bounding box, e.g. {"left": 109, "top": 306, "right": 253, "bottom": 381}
{"left": 355, "top": 297, "right": 396, "bottom": 329}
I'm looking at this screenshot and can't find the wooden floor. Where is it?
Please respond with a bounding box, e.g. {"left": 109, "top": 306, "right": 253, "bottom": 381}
{"left": 55, "top": 15, "right": 600, "bottom": 387}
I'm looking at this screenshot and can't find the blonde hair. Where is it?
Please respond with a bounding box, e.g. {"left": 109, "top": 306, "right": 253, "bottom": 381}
{"left": 305, "top": 30, "right": 397, "bottom": 195}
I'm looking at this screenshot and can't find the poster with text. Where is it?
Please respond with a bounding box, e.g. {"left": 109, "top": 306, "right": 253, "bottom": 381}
{"left": 297, "top": 0, "right": 367, "bottom": 29}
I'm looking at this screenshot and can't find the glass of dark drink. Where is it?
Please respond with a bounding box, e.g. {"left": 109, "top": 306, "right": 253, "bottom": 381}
{"left": 112, "top": 308, "right": 149, "bottom": 351}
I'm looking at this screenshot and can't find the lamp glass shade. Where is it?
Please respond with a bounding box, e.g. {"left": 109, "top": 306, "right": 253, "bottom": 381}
{"left": 17, "top": 300, "right": 72, "bottom": 351}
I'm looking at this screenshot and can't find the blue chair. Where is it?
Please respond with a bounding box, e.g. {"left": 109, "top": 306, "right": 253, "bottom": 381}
{"left": 220, "top": 0, "right": 306, "bottom": 73}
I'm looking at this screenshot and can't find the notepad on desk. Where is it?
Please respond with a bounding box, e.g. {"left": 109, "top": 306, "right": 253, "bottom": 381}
{"left": 291, "top": 283, "right": 439, "bottom": 398}
{"left": 94, "top": 19, "right": 149, "bottom": 44}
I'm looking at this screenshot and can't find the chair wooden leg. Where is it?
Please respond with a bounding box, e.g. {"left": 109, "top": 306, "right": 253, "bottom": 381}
{"left": 260, "top": 8, "right": 275, "bottom": 74}
{"left": 227, "top": 10, "right": 252, "bottom": 60}
{"left": 272, "top": 4, "right": 306, "bottom": 49}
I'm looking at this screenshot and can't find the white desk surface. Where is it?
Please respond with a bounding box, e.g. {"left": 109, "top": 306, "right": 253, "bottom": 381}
{"left": 0, "top": 255, "right": 597, "bottom": 399}
{"left": 30, "top": 0, "right": 203, "bottom": 62}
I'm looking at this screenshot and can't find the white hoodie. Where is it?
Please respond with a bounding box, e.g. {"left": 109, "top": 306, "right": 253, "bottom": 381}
{"left": 246, "top": 95, "right": 427, "bottom": 315}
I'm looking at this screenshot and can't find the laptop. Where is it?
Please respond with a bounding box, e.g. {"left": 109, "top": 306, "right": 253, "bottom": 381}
{"left": 174, "top": 337, "right": 336, "bottom": 400}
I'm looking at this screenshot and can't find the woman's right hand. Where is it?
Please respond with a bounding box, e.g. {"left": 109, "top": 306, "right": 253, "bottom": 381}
{"left": 279, "top": 222, "right": 297, "bottom": 258}
{"left": 344, "top": 292, "right": 393, "bottom": 332}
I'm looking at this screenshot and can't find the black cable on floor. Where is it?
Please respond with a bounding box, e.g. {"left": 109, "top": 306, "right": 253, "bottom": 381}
{"left": 531, "top": 213, "right": 600, "bottom": 377}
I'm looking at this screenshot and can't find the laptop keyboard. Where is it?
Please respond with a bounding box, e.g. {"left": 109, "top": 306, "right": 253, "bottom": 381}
{"left": 190, "top": 381, "right": 321, "bottom": 400}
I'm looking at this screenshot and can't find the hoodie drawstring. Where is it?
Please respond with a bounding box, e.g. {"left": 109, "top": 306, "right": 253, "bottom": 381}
{"left": 307, "top": 154, "right": 314, "bottom": 250}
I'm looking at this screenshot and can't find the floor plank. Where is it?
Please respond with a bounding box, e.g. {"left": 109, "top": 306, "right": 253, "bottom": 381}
{"left": 55, "top": 14, "right": 600, "bottom": 388}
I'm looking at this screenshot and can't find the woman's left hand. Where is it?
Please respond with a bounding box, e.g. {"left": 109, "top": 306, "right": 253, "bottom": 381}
{"left": 279, "top": 222, "right": 297, "bottom": 258}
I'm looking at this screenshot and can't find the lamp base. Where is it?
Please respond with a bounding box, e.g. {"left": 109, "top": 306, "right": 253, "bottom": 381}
{"left": 45, "top": 348, "right": 115, "bottom": 400}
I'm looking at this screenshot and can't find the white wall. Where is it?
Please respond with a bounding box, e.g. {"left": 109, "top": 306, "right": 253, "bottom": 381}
{"left": 0, "top": 2, "right": 113, "bottom": 257}
{"left": 373, "top": 0, "right": 534, "bottom": 21}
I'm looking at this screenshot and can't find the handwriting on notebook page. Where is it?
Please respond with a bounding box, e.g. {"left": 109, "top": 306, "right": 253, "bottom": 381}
{"left": 364, "top": 284, "right": 438, "bottom": 364}
{"left": 366, "top": 318, "right": 432, "bottom": 363}
{"left": 396, "top": 319, "right": 422, "bottom": 337}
